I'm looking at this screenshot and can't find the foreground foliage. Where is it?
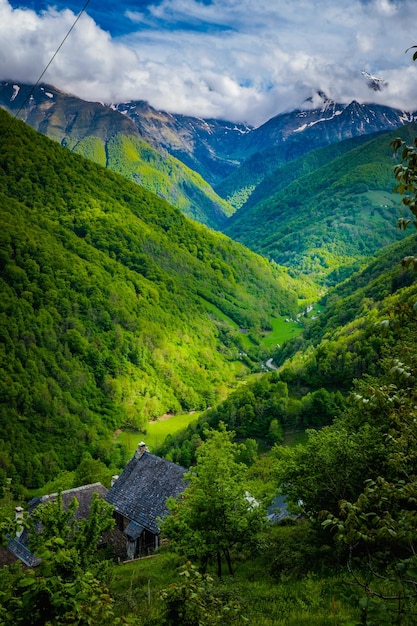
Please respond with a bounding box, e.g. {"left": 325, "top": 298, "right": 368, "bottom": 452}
{"left": 107, "top": 546, "right": 360, "bottom": 625}
{"left": 0, "top": 494, "right": 118, "bottom": 625}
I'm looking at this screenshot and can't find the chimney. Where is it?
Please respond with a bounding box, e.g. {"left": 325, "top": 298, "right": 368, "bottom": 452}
{"left": 111, "top": 475, "right": 119, "bottom": 487}
{"left": 15, "top": 506, "right": 24, "bottom": 539}
{"left": 135, "top": 441, "right": 148, "bottom": 459}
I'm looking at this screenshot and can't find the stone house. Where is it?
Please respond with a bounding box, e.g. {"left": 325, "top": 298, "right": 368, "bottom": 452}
{"left": 3, "top": 444, "right": 187, "bottom": 566}
{"left": 105, "top": 442, "right": 187, "bottom": 560}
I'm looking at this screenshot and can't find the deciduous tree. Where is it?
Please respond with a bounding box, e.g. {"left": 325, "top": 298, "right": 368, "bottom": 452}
{"left": 161, "top": 426, "right": 265, "bottom": 577}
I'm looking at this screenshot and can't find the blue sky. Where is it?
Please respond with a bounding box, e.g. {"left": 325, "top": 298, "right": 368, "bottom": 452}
{"left": 1, "top": 0, "right": 417, "bottom": 126}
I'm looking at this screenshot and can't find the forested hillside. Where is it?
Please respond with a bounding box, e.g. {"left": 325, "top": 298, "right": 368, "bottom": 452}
{"left": 0, "top": 83, "right": 233, "bottom": 229}
{"left": 0, "top": 108, "right": 299, "bottom": 489}
{"left": 159, "top": 231, "right": 417, "bottom": 466}
{"left": 70, "top": 132, "right": 234, "bottom": 229}
{"left": 215, "top": 100, "right": 415, "bottom": 209}
{"left": 224, "top": 124, "right": 417, "bottom": 281}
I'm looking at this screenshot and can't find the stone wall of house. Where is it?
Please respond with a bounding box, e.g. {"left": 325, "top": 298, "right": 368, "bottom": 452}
{"left": 102, "top": 527, "right": 128, "bottom": 561}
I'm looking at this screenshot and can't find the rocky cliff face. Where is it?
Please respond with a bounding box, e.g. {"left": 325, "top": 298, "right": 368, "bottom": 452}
{"left": 113, "top": 100, "right": 252, "bottom": 184}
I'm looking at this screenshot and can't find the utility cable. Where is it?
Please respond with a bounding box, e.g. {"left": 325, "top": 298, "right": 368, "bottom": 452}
{"left": 12, "top": 0, "right": 91, "bottom": 121}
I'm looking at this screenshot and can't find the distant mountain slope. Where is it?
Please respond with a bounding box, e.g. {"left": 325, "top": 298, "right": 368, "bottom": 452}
{"left": 0, "top": 107, "right": 299, "bottom": 488}
{"left": 242, "top": 133, "right": 383, "bottom": 210}
{"left": 239, "top": 97, "right": 414, "bottom": 158}
{"left": 113, "top": 100, "right": 250, "bottom": 185}
{"left": 224, "top": 124, "right": 416, "bottom": 282}
{"left": 273, "top": 232, "right": 417, "bottom": 390}
{"left": 216, "top": 99, "right": 417, "bottom": 208}
{"left": 0, "top": 82, "right": 233, "bottom": 229}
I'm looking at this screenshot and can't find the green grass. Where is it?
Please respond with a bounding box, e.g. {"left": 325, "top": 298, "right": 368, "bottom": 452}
{"left": 203, "top": 300, "right": 239, "bottom": 327}
{"left": 117, "top": 412, "right": 201, "bottom": 455}
{"left": 364, "top": 189, "right": 397, "bottom": 206}
{"left": 109, "top": 548, "right": 359, "bottom": 625}
{"left": 203, "top": 299, "right": 256, "bottom": 351}
{"left": 261, "top": 303, "right": 324, "bottom": 351}
{"left": 260, "top": 316, "right": 303, "bottom": 349}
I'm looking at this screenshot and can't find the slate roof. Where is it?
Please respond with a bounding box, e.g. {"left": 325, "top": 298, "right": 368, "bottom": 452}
{"left": 105, "top": 451, "right": 187, "bottom": 534}
{"left": 28, "top": 482, "right": 108, "bottom": 520}
{"left": 7, "top": 483, "right": 108, "bottom": 567}
{"left": 6, "top": 537, "right": 41, "bottom": 567}
{"left": 267, "top": 495, "right": 293, "bottom": 523}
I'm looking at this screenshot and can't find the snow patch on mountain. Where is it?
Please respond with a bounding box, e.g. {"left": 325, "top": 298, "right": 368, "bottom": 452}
{"left": 293, "top": 110, "right": 343, "bottom": 133}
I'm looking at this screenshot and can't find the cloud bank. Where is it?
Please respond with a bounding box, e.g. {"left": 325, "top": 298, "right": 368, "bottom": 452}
{"left": 1, "top": 0, "right": 417, "bottom": 126}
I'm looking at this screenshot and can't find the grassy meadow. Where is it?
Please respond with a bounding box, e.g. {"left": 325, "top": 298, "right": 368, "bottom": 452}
{"left": 109, "top": 548, "right": 359, "bottom": 625}
{"left": 260, "top": 316, "right": 303, "bottom": 350}
{"left": 117, "top": 412, "right": 202, "bottom": 455}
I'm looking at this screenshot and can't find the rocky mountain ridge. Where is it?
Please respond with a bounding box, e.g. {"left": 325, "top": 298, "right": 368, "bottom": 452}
{"left": 215, "top": 96, "right": 417, "bottom": 207}
{"left": 112, "top": 100, "right": 251, "bottom": 185}
{"left": 2, "top": 82, "right": 417, "bottom": 190}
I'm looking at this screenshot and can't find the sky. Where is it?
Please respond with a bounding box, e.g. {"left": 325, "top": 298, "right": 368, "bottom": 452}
{"left": 1, "top": 0, "right": 417, "bottom": 127}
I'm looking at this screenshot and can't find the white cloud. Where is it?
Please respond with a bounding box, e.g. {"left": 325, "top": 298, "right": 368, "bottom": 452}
{"left": 1, "top": 0, "right": 417, "bottom": 125}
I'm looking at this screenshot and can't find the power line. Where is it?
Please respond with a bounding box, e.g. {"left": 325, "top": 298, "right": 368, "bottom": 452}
{"left": 13, "top": 0, "right": 92, "bottom": 121}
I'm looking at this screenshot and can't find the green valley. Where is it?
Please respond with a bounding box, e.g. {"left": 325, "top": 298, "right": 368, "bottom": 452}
{"left": 224, "top": 125, "right": 416, "bottom": 282}
{"left": 0, "top": 107, "right": 300, "bottom": 490}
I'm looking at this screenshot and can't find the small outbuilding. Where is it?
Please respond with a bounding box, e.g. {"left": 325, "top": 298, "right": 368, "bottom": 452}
{"left": 5, "top": 482, "right": 108, "bottom": 567}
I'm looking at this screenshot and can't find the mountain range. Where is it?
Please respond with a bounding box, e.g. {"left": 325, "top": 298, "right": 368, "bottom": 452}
{"left": 215, "top": 98, "right": 417, "bottom": 208}
{"left": 2, "top": 80, "right": 416, "bottom": 284}
{"left": 2, "top": 83, "right": 415, "bottom": 188}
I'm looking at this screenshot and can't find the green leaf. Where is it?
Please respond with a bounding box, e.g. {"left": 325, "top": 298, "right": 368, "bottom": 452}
{"left": 359, "top": 597, "right": 369, "bottom": 609}
{"left": 18, "top": 577, "right": 36, "bottom": 587}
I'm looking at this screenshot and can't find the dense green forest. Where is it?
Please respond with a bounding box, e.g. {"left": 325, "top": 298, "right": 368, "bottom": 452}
{"left": 157, "top": 232, "right": 417, "bottom": 467}
{"left": 224, "top": 124, "right": 416, "bottom": 282}
{"left": 67, "top": 132, "right": 234, "bottom": 230}
{"left": 0, "top": 107, "right": 300, "bottom": 490}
